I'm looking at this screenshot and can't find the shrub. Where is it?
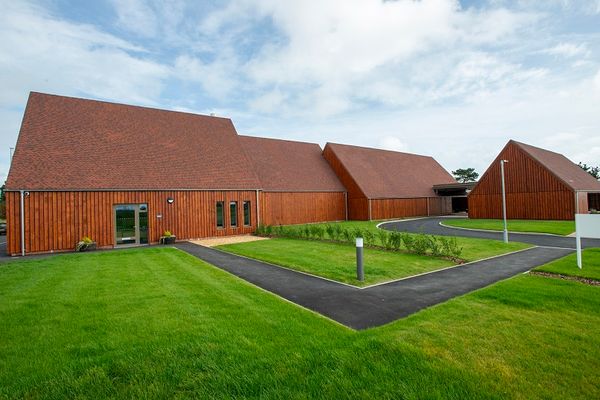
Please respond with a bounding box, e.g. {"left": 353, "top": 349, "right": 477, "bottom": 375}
{"left": 311, "top": 225, "right": 325, "bottom": 240}
{"left": 402, "top": 234, "right": 415, "bottom": 252}
{"left": 255, "top": 225, "right": 265, "bottom": 236}
{"left": 341, "top": 228, "right": 354, "bottom": 243}
{"left": 389, "top": 231, "right": 403, "bottom": 251}
{"left": 412, "top": 234, "right": 430, "bottom": 255}
{"left": 264, "top": 225, "right": 273, "bottom": 237}
{"left": 163, "top": 230, "right": 173, "bottom": 237}
{"left": 427, "top": 236, "right": 443, "bottom": 257}
{"left": 448, "top": 237, "right": 463, "bottom": 259}
{"left": 333, "top": 224, "right": 343, "bottom": 241}
{"left": 301, "top": 226, "right": 311, "bottom": 239}
{"left": 377, "top": 230, "right": 389, "bottom": 248}
{"left": 352, "top": 228, "right": 364, "bottom": 242}
{"left": 363, "top": 230, "right": 375, "bottom": 246}
{"left": 325, "top": 224, "right": 335, "bottom": 240}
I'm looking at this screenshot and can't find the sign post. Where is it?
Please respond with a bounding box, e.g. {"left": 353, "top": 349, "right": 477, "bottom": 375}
{"left": 574, "top": 214, "right": 600, "bottom": 269}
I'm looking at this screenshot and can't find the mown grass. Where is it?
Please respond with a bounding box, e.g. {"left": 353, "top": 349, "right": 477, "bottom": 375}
{"left": 535, "top": 248, "right": 600, "bottom": 280}
{"left": 441, "top": 218, "right": 575, "bottom": 235}
{"left": 0, "top": 247, "right": 598, "bottom": 399}
{"left": 218, "top": 237, "right": 529, "bottom": 286}
{"left": 219, "top": 238, "right": 451, "bottom": 286}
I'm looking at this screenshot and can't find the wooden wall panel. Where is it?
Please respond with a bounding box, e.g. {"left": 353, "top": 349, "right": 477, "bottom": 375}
{"left": 259, "top": 192, "right": 346, "bottom": 226}
{"left": 468, "top": 191, "right": 574, "bottom": 220}
{"left": 471, "top": 142, "right": 571, "bottom": 196}
{"left": 6, "top": 190, "right": 257, "bottom": 256}
{"left": 348, "top": 198, "right": 369, "bottom": 220}
{"left": 469, "top": 142, "right": 576, "bottom": 220}
{"left": 370, "top": 197, "right": 450, "bottom": 220}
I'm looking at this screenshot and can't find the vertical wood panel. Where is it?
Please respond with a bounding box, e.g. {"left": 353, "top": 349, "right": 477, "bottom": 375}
{"left": 5, "top": 190, "right": 259, "bottom": 255}
{"left": 259, "top": 192, "right": 346, "bottom": 226}
{"left": 469, "top": 142, "right": 576, "bottom": 220}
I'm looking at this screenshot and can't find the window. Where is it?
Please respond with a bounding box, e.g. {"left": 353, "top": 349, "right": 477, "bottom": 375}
{"left": 230, "top": 201, "right": 238, "bottom": 227}
{"left": 243, "top": 201, "right": 251, "bottom": 226}
{"left": 216, "top": 202, "right": 224, "bottom": 228}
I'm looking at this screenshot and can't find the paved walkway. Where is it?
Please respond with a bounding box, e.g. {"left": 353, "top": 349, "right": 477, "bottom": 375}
{"left": 175, "top": 241, "right": 572, "bottom": 330}
{"left": 379, "top": 217, "right": 600, "bottom": 249}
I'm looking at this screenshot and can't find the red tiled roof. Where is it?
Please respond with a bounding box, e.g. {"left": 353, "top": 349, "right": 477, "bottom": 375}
{"left": 6, "top": 92, "right": 260, "bottom": 190}
{"left": 324, "top": 142, "right": 456, "bottom": 199}
{"left": 512, "top": 140, "right": 600, "bottom": 191}
{"left": 239, "top": 136, "right": 346, "bottom": 192}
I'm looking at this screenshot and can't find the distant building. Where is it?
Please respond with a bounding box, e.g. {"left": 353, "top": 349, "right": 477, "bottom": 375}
{"left": 469, "top": 140, "right": 600, "bottom": 220}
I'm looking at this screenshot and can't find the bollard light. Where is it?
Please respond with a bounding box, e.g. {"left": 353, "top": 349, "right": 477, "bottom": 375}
{"left": 356, "top": 237, "right": 364, "bottom": 281}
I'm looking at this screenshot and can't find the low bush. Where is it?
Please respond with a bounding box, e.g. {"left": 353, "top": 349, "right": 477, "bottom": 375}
{"left": 377, "top": 230, "right": 389, "bottom": 248}
{"left": 389, "top": 231, "right": 402, "bottom": 251}
{"left": 258, "top": 223, "right": 464, "bottom": 262}
{"left": 412, "top": 234, "right": 430, "bottom": 255}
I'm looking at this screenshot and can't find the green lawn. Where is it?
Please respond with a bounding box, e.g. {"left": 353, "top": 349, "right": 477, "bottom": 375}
{"left": 535, "top": 248, "right": 600, "bottom": 280}
{"left": 442, "top": 218, "right": 575, "bottom": 235}
{"left": 218, "top": 237, "right": 529, "bottom": 286}
{"left": 0, "top": 248, "right": 598, "bottom": 399}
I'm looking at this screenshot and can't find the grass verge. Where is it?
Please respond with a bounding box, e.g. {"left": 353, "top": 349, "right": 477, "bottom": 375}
{"left": 0, "top": 247, "right": 598, "bottom": 399}
{"left": 218, "top": 237, "right": 530, "bottom": 286}
{"left": 534, "top": 248, "right": 600, "bottom": 281}
{"left": 441, "top": 218, "right": 575, "bottom": 235}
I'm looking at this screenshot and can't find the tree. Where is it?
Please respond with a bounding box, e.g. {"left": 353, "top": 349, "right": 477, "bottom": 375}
{"left": 578, "top": 163, "right": 600, "bottom": 180}
{"left": 452, "top": 168, "right": 479, "bottom": 183}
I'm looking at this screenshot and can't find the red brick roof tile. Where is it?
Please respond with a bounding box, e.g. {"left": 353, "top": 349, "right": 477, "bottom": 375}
{"left": 6, "top": 92, "right": 261, "bottom": 190}
{"left": 239, "top": 136, "right": 345, "bottom": 192}
{"left": 324, "top": 142, "right": 456, "bottom": 199}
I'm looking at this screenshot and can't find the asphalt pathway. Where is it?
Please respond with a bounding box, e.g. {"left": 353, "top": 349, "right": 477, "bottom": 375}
{"left": 175, "top": 239, "right": 572, "bottom": 330}
{"left": 379, "top": 217, "right": 600, "bottom": 249}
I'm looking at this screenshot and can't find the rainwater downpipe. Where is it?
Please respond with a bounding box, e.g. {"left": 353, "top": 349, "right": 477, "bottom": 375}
{"left": 20, "top": 190, "right": 25, "bottom": 256}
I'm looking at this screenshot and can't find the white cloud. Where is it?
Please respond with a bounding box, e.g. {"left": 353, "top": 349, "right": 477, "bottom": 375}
{"left": 594, "top": 69, "right": 600, "bottom": 90}
{"left": 378, "top": 136, "right": 409, "bottom": 153}
{"left": 109, "top": 0, "right": 158, "bottom": 37}
{"left": 0, "top": 1, "right": 170, "bottom": 107}
{"left": 543, "top": 42, "right": 590, "bottom": 58}
{"left": 173, "top": 54, "right": 238, "bottom": 100}
{"left": 184, "top": 0, "right": 540, "bottom": 116}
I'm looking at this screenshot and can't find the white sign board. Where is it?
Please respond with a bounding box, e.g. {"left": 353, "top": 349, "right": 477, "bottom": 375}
{"left": 575, "top": 214, "right": 600, "bottom": 269}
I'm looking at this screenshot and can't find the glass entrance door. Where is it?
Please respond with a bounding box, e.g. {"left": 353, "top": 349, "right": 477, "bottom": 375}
{"left": 115, "top": 204, "right": 148, "bottom": 246}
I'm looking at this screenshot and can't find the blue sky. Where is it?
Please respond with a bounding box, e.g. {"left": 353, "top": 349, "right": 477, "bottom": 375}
{"left": 1, "top": 0, "right": 600, "bottom": 184}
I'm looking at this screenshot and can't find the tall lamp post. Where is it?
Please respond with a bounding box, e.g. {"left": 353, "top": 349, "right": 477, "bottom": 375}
{"left": 500, "top": 159, "right": 509, "bottom": 243}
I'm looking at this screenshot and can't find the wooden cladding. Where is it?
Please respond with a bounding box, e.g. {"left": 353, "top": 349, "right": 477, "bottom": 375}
{"left": 469, "top": 141, "right": 577, "bottom": 220}
{"left": 6, "top": 190, "right": 257, "bottom": 255}
{"left": 468, "top": 191, "right": 574, "bottom": 220}
{"left": 370, "top": 197, "right": 452, "bottom": 220}
{"left": 471, "top": 142, "right": 571, "bottom": 196}
{"left": 259, "top": 192, "right": 346, "bottom": 226}
{"left": 348, "top": 198, "right": 369, "bottom": 220}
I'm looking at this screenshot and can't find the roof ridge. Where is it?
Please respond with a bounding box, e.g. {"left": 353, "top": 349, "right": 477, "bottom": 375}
{"left": 325, "top": 141, "right": 435, "bottom": 159}
{"left": 28, "top": 91, "right": 231, "bottom": 121}
{"left": 240, "top": 135, "right": 322, "bottom": 147}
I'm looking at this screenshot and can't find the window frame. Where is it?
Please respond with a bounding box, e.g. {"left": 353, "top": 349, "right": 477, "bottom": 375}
{"left": 243, "top": 201, "right": 251, "bottom": 227}
{"left": 229, "top": 201, "right": 238, "bottom": 228}
{"left": 216, "top": 201, "right": 225, "bottom": 229}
